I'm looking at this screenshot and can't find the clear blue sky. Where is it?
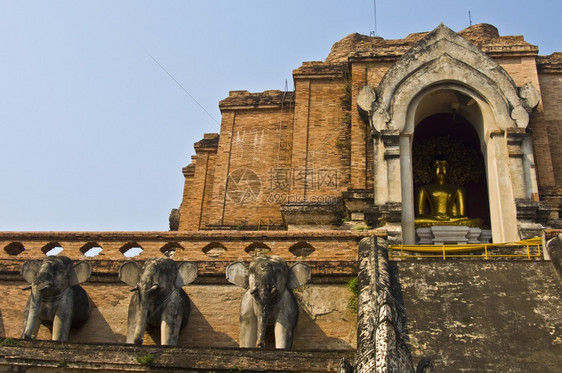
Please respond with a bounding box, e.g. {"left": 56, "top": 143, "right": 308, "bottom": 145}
{"left": 1, "top": 1, "right": 560, "bottom": 231}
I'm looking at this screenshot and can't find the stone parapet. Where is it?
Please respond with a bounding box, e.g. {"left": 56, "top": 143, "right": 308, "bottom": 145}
{"left": 0, "top": 230, "right": 384, "bottom": 261}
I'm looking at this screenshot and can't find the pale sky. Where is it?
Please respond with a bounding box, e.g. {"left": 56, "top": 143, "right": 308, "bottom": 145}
{"left": 1, "top": 0, "right": 560, "bottom": 231}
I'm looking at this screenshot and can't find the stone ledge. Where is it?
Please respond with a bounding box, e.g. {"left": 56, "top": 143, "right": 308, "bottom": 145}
{"left": 0, "top": 230, "right": 380, "bottom": 241}
{"left": 0, "top": 341, "right": 355, "bottom": 372}
{"left": 219, "top": 90, "right": 295, "bottom": 110}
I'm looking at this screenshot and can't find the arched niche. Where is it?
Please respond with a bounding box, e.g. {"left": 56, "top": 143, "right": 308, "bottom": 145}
{"left": 398, "top": 83, "right": 519, "bottom": 244}
{"left": 412, "top": 111, "right": 491, "bottom": 230}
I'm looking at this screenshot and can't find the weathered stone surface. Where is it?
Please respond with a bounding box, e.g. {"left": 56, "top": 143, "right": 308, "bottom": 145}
{"left": 519, "top": 82, "right": 541, "bottom": 111}
{"left": 392, "top": 260, "right": 562, "bottom": 372}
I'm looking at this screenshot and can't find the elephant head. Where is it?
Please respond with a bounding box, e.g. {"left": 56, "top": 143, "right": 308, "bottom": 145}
{"left": 21, "top": 256, "right": 91, "bottom": 341}
{"left": 226, "top": 255, "right": 310, "bottom": 349}
{"left": 119, "top": 258, "right": 197, "bottom": 346}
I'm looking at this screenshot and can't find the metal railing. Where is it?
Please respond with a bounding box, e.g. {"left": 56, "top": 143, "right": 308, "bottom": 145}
{"left": 388, "top": 237, "right": 542, "bottom": 260}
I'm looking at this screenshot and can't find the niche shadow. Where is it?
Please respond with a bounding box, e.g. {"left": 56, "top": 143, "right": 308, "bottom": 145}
{"left": 145, "top": 298, "right": 238, "bottom": 347}
{"left": 69, "top": 296, "right": 123, "bottom": 343}
{"left": 292, "top": 296, "right": 355, "bottom": 351}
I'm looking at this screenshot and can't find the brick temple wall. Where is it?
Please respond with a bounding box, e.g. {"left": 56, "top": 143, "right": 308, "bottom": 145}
{"left": 177, "top": 26, "right": 562, "bottom": 232}
{"left": 0, "top": 231, "right": 374, "bottom": 350}
{"left": 204, "top": 91, "right": 297, "bottom": 229}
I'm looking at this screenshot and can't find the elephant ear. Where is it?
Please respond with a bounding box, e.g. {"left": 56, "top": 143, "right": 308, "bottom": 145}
{"left": 226, "top": 261, "right": 249, "bottom": 288}
{"left": 21, "top": 260, "right": 42, "bottom": 284}
{"left": 176, "top": 261, "right": 198, "bottom": 287}
{"left": 287, "top": 262, "right": 311, "bottom": 289}
{"left": 119, "top": 261, "right": 142, "bottom": 287}
{"left": 69, "top": 261, "right": 92, "bottom": 286}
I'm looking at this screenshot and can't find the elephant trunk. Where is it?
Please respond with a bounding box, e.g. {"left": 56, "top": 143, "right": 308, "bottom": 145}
{"left": 254, "top": 286, "right": 276, "bottom": 349}
{"left": 132, "top": 284, "right": 159, "bottom": 345}
{"left": 257, "top": 304, "right": 270, "bottom": 348}
{"left": 22, "top": 283, "right": 48, "bottom": 339}
{"left": 132, "top": 297, "right": 149, "bottom": 345}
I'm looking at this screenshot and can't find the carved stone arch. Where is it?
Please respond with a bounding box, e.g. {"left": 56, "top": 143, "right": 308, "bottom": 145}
{"left": 390, "top": 54, "right": 518, "bottom": 135}
{"left": 373, "top": 24, "right": 528, "bottom": 133}
{"left": 362, "top": 23, "right": 539, "bottom": 244}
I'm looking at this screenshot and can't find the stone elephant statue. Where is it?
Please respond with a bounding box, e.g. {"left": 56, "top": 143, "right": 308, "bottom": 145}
{"left": 21, "top": 256, "right": 91, "bottom": 342}
{"left": 119, "top": 258, "right": 197, "bottom": 346}
{"left": 226, "top": 255, "right": 311, "bottom": 349}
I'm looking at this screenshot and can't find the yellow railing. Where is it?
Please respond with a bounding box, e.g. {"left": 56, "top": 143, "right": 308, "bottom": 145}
{"left": 388, "top": 237, "right": 542, "bottom": 260}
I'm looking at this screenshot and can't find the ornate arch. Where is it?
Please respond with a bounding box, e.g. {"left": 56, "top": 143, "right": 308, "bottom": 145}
{"left": 358, "top": 24, "right": 540, "bottom": 244}
{"left": 368, "top": 23, "right": 530, "bottom": 134}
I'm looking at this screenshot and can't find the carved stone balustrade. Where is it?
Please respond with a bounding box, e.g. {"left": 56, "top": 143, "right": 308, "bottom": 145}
{"left": 0, "top": 230, "right": 385, "bottom": 262}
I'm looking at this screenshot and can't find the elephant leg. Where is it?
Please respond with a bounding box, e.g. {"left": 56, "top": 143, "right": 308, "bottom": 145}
{"left": 30, "top": 320, "right": 41, "bottom": 339}
{"left": 274, "top": 292, "right": 298, "bottom": 349}
{"left": 274, "top": 320, "right": 294, "bottom": 349}
{"left": 160, "top": 296, "right": 183, "bottom": 346}
{"left": 239, "top": 292, "right": 257, "bottom": 348}
{"left": 52, "top": 289, "right": 73, "bottom": 342}
{"left": 161, "top": 317, "right": 181, "bottom": 346}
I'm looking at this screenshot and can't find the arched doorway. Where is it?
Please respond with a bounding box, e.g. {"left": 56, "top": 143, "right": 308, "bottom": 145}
{"left": 360, "top": 24, "right": 540, "bottom": 244}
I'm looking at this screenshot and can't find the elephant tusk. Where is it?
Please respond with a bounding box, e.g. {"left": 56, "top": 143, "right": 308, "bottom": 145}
{"left": 130, "top": 286, "right": 139, "bottom": 292}
{"left": 149, "top": 284, "right": 160, "bottom": 293}
{"left": 36, "top": 283, "right": 50, "bottom": 291}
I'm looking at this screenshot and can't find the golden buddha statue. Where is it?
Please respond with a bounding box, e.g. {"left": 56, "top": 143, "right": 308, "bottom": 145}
{"left": 415, "top": 157, "right": 483, "bottom": 228}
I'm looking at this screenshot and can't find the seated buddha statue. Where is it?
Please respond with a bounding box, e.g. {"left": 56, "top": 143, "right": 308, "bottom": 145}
{"left": 415, "top": 156, "right": 483, "bottom": 228}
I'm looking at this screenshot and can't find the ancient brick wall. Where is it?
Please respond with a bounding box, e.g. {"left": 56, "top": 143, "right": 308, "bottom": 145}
{"left": 530, "top": 54, "right": 562, "bottom": 224}
{"left": 290, "top": 75, "right": 350, "bottom": 199}
{"left": 179, "top": 133, "right": 219, "bottom": 231}
{"left": 534, "top": 72, "right": 562, "bottom": 189}
{"left": 199, "top": 91, "right": 296, "bottom": 229}
{"left": 496, "top": 56, "right": 542, "bottom": 92}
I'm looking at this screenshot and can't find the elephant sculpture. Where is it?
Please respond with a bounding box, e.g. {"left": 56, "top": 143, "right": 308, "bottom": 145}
{"left": 226, "top": 255, "right": 311, "bottom": 349}
{"left": 119, "top": 258, "right": 197, "bottom": 346}
{"left": 21, "top": 256, "right": 92, "bottom": 342}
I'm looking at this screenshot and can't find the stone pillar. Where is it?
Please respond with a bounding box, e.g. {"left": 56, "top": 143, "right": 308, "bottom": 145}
{"left": 506, "top": 128, "right": 528, "bottom": 199}
{"left": 487, "top": 131, "right": 519, "bottom": 242}
{"left": 382, "top": 131, "right": 401, "bottom": 202}
{"left": 372, "top": 131, "right": 388, "bottom": 206}
{"left": 400, "top": 134, "right": 415, "bottom": 245}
